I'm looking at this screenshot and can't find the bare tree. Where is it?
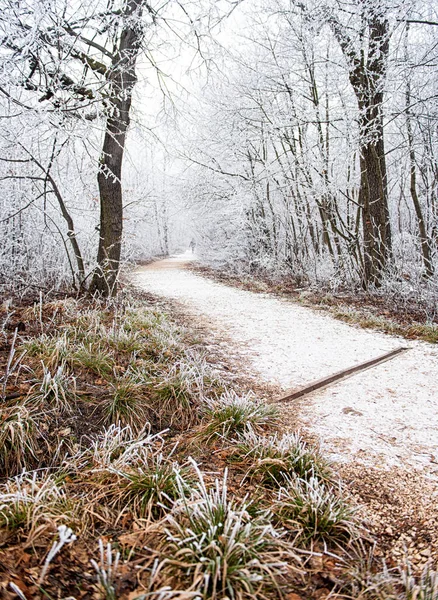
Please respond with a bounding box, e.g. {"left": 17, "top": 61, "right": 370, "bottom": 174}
{"left": 0, "top": 0, "right": 152, "bottom": 295}
{"left": 89, "top": 0, "right": 147, "bottom": 295}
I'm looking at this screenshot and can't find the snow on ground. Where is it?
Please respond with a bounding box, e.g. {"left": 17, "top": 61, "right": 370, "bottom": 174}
{"left": 133, "top": 254, "right": 438, "bottom": 477}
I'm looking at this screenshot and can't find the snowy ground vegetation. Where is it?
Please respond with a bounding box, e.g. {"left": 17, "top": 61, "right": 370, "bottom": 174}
{"left": 1, "top": 294, "right": 436, "bottom": 598}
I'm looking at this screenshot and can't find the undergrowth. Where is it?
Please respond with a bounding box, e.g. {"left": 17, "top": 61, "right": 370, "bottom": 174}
{"left": 0, "top": 293, "right": 435, "bottom": 599}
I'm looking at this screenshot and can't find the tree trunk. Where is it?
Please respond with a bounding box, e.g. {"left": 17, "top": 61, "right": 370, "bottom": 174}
{"left": 328, "top": 7, "right": 392, "bottom": 288}
{"left": 89, "top": 0, "right": 144, "bottom": 296}
{"left": 359, "top": 101, "right": 391, "bottom": 286}
{"left": 357, "top": 16, "right": 391, "bottom": 287}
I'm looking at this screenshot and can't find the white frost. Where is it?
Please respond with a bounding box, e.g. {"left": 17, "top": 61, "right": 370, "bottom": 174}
{"left": 133, "top": 254, "right": 438, "bottom": 477}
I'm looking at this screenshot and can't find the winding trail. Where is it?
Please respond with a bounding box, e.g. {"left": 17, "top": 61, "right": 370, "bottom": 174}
{"left": 133, "top": 253, "right": 438, "bottom": 477}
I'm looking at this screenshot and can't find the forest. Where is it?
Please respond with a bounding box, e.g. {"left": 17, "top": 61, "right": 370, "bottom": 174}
{"left": 0, "top": 0, "right": 437, "bottom": 598}
{"left": 0, "top": 0, "right": 437, "bottom": 301}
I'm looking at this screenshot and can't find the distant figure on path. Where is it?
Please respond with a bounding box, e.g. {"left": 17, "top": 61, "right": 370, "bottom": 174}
{"left": 189, "top": 239, "right": 196, "bottom": 254}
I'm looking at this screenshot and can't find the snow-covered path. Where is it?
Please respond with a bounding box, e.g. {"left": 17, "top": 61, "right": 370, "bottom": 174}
{"left": 133, "top": 254, "right": 438, "bottom": 476}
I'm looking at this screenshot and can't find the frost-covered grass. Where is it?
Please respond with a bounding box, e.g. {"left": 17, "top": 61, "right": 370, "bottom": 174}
{"left": 77, "top": 423, "right": 159, "bottom": 470}
{"left": 273, "top": 475, "right": 356, "bottom": 544}
{"left": 70, "top": 342, "right": 115, "bottom": 376}
{"left": 0, "top": 404, "right": 40, "bottom": 476}
{"left": 1, "top": 294, "right": 435, "bottom": 598}
{"left": 28, "top": 364, "right": 77, "bottom": 413}
{"left": 104, "top": 374, "right": 149, "bottom": 431}
{"left": 160, "top": 465, "right": 291, "bottom": 599}
{"left": 344, "top": 557, "right": 438, "bottom": 599}
{"left": 90, "top": 539, "right": 120, "bottom": 600}
{"left": 107, "top": 453, "right": 192, "bottom": 519}
{"left": 0, "top": 472, "right": 77, "bottom": 542}
{"left": 151, "top": 354, "right": 223, "bottom": 429}
{"left": 21, "top": 332, "right": 72, "bottom": 371}
{"left": 234, "top": 430, "right": 332, "bottom": 486}
{"left": 325, "top": 305, "right": 438, "bottom": 344}
{"left": 403, "top": 563, "right": 438, "bottom": 600}
{"left": 198, "top": 391, "right": 280, "bottom": 443}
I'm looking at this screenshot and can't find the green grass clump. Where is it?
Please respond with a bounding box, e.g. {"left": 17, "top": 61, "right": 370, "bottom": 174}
{"left": 161, "top": 465, "right": 288, "bottom": 599}
{"left": 104, "top": 376, "right": 150, "bottom": 431}
{"left": 273, "top": 475, "right": 356, "bottom": 544}
{"left": 106, "top": 325, "right": 144, "bottom": 354}
{"left": 235, "top": 430, "right": 331, "bottom": 487}
{"left": 123, "top": 307, "right": 167, "bottom": 333}
{"left": 321, "top": 302, "right": 438, "bottom": 345}
{"left": 110, "top": 454, "right": 192, "bottom": 519}
{"left": 20, "top": 333, "right": 72, "bottom": 370}
{"left": 70, "top": 342, "right": 115, "bottom": 376}
{"left": 0, "top": 473, "right": 77, "bottom": 540}
{"left": 76, "top": 424, "right": 159, "bottom": 471}
{"left": 151, "top": 356, "right": 216, "bottom": 429}
{"left": 343, "top": 558, "right": 438, "bottom": 600}
{"left": 408, "top": 323, "right": 438, "bottom": 344}
{"left": 198, "top": 391, "right": 279, "bottom": 443}
{"left": 403, "top": 562, "right": 438, "bottom": 600}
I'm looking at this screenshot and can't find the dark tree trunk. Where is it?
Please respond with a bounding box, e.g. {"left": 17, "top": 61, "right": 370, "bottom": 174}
{"left": 356, "top": 17, "right": 391, "bottom": 287}
{"left": 89, "top": 0, "right": 144, "bottom": 296}
{"left": 328, "top": 6, "right": 392, "bottom": 288}
{"left": 359, "top": 98, "right": 391, "bottom": 286}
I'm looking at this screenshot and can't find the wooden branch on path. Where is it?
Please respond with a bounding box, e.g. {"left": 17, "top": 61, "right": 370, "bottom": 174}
{"left": 277, "top": 346, "right": 409, "bottom": 403}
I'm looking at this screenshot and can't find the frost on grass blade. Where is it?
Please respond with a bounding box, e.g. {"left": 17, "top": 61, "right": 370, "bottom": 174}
{"left": 198, "top": 390, "right": 279, "bottom": 443}
{"left": 235, "top": 429, "right": 332, "bottom": 487}
{"left": 159, "top": 460, "right": 295, "bottom": 599}
{"left": 273, "top": 475, "right": 357, "bottom": 544}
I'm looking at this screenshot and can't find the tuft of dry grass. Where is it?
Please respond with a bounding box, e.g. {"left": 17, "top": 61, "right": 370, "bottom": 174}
{"left": 0, "top": 404, "right": 41, "bottom": 476}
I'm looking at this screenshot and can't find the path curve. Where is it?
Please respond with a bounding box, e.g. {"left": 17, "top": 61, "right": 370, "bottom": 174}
{"left": 133, "top": 253, "right": 438, "bottom": 477}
